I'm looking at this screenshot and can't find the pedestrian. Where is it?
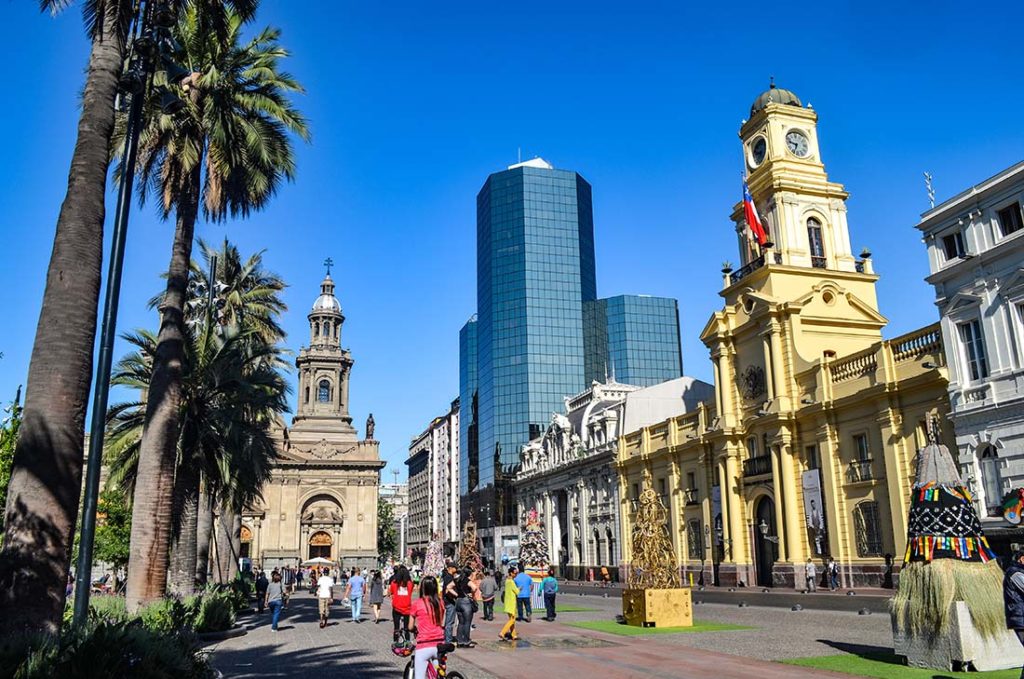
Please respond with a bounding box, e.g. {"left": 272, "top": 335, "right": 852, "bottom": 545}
{"left": 345, "top": 567, "right": 366, "bottom": 622}
{"left": 317, "top": 567, "right": 335, "bottom": 628}
{"left": 1004, "top": 550, "right": 1024, "bottom": 679}
{"left": 827, "top": 557, "right": 839, "bottom": 591}
{"left": 805, "top": 559, "right": 817, "bottom": 593}
{"left": 479, "top": 569, "right": 498, "bottom": 621}
{"left": 600, "top": 566, "right": 610, "bottom": 588}
{"left": 282, "top": 565, "right": 294, "bottom": 593}
{"left": 499, "top": 566, "right": 520, "bottom": 641}
{"left": 265, "top": 571, "right": 287, "bottom": 632}
{"left": 454, "top": 567, "right": 478, "bottom": 648}
{"left": 389, "top": 564, "right": 414, "bottom": 642}
{"left": 441, "top": 560, "right": 459, "bottom": 642}
{"left": 370, "top": 570, "right": 385, "bottom": 623}
{"left": 409, "top": 576, "right": 446, "bottom": 679}
{"left": 296, "top": 567, "right": 305, "bottom": 592}
{"left": 255, "top": 570, "right": 269, "bottom": 614}
{"left": 541, "top": 567, "right": 558, "bottom": 621}
{"left": 514, "top": 564, "right": 533, "bottom": 622}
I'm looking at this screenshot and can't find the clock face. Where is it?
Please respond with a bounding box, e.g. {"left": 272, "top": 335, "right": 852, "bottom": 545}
{"left": 751, "top": 137, "right": 767, "bottom": 166}
{"left": 786, "top": 130, "right": 810, "bottom": 157}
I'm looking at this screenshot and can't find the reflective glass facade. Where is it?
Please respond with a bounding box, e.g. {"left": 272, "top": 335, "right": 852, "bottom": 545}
{"left": 584, "top": 295, "right": 683, "bottom": 387}
{"left": 459, "top": 317, "right": 479, "bottom": 500}
{"left": 463, "top": 164, "right": 596, "bottom": 528}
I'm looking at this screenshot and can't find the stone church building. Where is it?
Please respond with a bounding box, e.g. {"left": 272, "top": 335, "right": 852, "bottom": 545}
{"left": 242, "top": 269, "right": 384, "bottom": 572}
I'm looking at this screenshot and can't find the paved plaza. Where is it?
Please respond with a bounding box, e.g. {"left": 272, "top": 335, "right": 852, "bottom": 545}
{"left": 205, "top": 587, "right": 897, "bottom": 678}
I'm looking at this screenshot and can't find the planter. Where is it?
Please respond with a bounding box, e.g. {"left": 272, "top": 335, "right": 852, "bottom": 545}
{"left": 196, "top": 623, "right": 247, "bottom": 643}
{"left": 892, "top": 601, "right": 1024, "bottom": 671}
{"left": 622, "top": 587, "right": 692, "bottom": 628}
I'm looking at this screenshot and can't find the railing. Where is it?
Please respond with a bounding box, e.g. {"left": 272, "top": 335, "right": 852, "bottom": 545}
{"left": 891, "top": 324, "right": 942, "bottom": 363}
{"left": 855, "top": 260, "right": 865, "bottom": 273}
{"left": 729, "top": 254, "right": 766, "bottom": 284}
{"left": 743, "top": 455, "right": 772, "bottom": 477}
{"left": 684, "top": 489, "right": 699, "bottom": 506}
{"left": 847, "top": 459, "right": 875, "bottom": 483}
{"left": 811, "top": 256, "right": 828, "bottom": 269}
{"left": 829, "top": 348, "right": 878, "bottom": 383}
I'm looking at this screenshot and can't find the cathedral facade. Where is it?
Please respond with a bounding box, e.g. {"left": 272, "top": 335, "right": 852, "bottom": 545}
{"left": 243, "top": 269, "right": 384, "bottom": 572}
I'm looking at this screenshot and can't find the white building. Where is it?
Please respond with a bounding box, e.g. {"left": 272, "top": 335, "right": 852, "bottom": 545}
{"left": 917, "top": 160, "right": 1024, "bottom": 556}
{"left": 379, "top": 482, "right": 409, "bottom": 561}
{"left": 516, "top": 376, "right": 714, "bottom": 579}
{"left": 405, "top": 398, "right": 461, "bottom": 560}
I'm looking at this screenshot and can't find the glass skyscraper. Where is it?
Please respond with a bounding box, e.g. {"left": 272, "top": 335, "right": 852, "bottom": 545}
{"left": 584, "top": 295, "right": 683, "bottom": 387}
{"left": 462, "top": 159, "right": 596, "bottom": 530}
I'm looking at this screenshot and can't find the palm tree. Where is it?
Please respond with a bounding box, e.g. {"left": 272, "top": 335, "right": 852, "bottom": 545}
{"left": 121, "top": 8, "right": 307, "bottom": 611}
{"left": 1, "top": 0, "right": 255, "bottom": 637}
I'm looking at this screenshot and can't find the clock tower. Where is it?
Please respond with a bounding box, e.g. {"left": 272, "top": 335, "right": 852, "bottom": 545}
{"left": 699, "top": 84, "right": 887, "bottom": 588}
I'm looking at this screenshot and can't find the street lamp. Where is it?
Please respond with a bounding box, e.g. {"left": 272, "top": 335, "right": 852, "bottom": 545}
{"left": 73, "top": 0, "right": 185, "bottom": 627}
{"left": 758, "top": 518, "right": 780, "bottom": 544}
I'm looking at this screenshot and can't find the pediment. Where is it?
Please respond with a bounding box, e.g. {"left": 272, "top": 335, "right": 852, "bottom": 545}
{"left": 945, "top": 291, "right": 983, "bottom": 314}
{"left": 794, "top": 284, "right": 888, "bottom": 327}
{"left": 1000, "top": 267, "right": 1024, "bottom": 301}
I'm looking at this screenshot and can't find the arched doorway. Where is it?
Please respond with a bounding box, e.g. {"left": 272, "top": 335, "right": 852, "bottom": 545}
{"left": 309, "top": 530, "right": 333, "bottom": 560}
{"left": 754, "top": 496, "right": 778, "bottom": 588}
{"left": 240, "top": 525, "right": 253, "bottom": 559}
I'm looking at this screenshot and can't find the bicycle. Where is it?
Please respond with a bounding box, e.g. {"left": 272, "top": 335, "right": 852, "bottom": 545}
{"left": 396, "top": 641, "right": 465, "bottom": 679}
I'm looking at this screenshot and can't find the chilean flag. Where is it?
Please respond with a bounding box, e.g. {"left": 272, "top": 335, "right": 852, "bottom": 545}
{"left": 743, "top": 181, "right": 768, "bottom": 246}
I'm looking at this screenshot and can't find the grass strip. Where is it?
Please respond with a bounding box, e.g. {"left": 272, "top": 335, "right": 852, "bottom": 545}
{"left": 783, "top": 652, "right": 1020, "bottom": 679}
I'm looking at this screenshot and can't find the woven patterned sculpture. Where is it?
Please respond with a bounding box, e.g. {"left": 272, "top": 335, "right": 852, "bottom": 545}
{"left": 458, "top": 519, "right": 484, "bottom": 571}
{"left": 518, "top": 509, "right": 550, "bottom": 571}
{"left": 627, "top": 486, "right": 680, "bottom": 589}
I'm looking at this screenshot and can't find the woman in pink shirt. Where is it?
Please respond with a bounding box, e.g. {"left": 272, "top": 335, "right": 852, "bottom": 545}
{"left": 409, "top": 575, "right": 445, "bottom": 679}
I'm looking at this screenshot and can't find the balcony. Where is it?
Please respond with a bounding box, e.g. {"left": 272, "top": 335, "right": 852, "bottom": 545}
{"left": 811, "top": 256, "right": 828, "bottom": 269}
{"left": 847, "top": 459, "right": 875, "bottom": 483}
{"left": 729, "top": 254, "right": 766, "bottom": 284}
{"left": 743, "top": 455, "right": 772, "bottom": 477}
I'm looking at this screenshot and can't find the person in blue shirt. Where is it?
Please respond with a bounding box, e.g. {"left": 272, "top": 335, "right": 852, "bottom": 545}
{"left": 345, "top": 568, "right": 366, "bottom": 622}
{"left": 541, "top": 568, "right": 559, "bottom": 621}
{"left": 513, "top": 567, "right": 533, "bottom": 622}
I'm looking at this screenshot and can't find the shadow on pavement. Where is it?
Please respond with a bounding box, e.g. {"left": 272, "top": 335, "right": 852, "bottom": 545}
{"left": 211, "top": 647, "right": 396, "bottom": 678}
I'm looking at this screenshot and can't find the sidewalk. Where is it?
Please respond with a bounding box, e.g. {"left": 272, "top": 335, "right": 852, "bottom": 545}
{"left": 456, "top": 612, "right": 851, "bottom": 679}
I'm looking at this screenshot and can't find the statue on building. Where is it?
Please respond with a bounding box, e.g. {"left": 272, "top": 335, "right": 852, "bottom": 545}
{"left": 365, "top": 413, "right": 375, "bottom": 440}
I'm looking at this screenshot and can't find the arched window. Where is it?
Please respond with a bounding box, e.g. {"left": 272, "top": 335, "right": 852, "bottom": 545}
{"left": 318, "top": 379, "right": 331, "bottom": 403}
{"left": 314, "top": 321, "right": 320, "bottom": 338}
{"left": 980, "top": 446, "right": 1002, "bottom": 517}
{"left": 304, "top": 386, "right": 310, "bottom": 404}
{"left": 853, "top": 501, "right": 883, "bottom": 557}
{"left": 807, "top": 217, "right": 826, "bottom": 268}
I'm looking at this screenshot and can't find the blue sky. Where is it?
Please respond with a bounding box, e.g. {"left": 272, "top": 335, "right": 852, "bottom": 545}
{"left": 1, "top": 1, "right": 1022, "bottom": 479}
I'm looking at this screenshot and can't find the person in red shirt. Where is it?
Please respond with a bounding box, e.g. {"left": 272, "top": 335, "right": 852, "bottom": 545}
{"left": 409, "top": 575, "right": 445, "bottom": 679}
{"left": 389, "top": 564, "right": 414, "bottom": 642}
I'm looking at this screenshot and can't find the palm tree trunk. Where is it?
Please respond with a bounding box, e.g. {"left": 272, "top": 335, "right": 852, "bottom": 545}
{"left": 167, "top": 462, "right": 199, "bottom": 596}
{"left": 195, "top": 481, "right": 214, "bottom": 587}
{"left": 214, "top": 502, "right": 238, "bottom": 584}
{"left": 0, "top": 21, "right": 124, "bottom": 637}
{"left": 125, "top": 171, "right": 201, "bottom": 612}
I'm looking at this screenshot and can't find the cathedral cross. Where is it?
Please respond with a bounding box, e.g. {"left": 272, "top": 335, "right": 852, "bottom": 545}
{"left": 323, "top": 257, "right": 334, "bottom": 275}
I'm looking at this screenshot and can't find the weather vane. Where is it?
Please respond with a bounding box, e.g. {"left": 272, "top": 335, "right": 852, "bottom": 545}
{"left": 923, "top": 172, "right": 935, "bottom": 209}
{"left": 323, "top": 257, "right": 334, "bottom": 275}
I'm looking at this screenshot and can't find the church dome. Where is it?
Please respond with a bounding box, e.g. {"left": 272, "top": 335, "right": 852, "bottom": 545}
{"left": 750, "top": 82, "right": 802, "bottom": 116}
{"left": 311, "top": 273, "right": 341, "bottom": 313}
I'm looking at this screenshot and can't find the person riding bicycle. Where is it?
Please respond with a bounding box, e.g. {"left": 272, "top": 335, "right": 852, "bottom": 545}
{"left": 409, "top": 575, "right": 446, "bottom": 679}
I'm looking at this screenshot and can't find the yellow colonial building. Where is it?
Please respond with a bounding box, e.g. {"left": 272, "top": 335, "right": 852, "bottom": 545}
{"left": 617, "top": 85, "right": 953, "bottom": 589}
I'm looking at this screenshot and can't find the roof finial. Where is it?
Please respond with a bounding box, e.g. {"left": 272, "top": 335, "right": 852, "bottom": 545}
{"left": 323, "top": 257, "right": 334, "bottom": 276}
{"left": 923, "top": 172, "right": 935, "bottom": 209}
{"left": 769, "top": 75, "right": 775, "bottom": 89}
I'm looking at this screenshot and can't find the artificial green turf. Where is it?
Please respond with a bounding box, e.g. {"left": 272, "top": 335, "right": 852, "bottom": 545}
{"left": 565, "top": 619, "right": 750, "bottom": 636}
{"left": 554, "top": 604, "right": 596, "bottom": 612}
{"left": 783, "top": 652, "right": 1020, "bottom": 679}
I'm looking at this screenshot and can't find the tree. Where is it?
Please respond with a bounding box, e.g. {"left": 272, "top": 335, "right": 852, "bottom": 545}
{"left": 94, "top": 489, "right": 132, "bottom": 574}
{"left": 377, "top": 500, "right": 397, "bottom": 564}
{"left": 0, "top": 0, "right": 255, "bottom": 639}
{"left": 0, "top": 388, "right": 23, "bottom": 538}
{"left": 122, "top": 8, "right": 308, "bottom": 612}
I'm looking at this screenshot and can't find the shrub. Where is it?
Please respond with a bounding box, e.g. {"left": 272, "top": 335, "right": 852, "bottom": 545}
{"left": 89, "top": 594, "right": 128, "bottom": 622}
{"left": 139, "top": 597, "right": 198, "bottom": 634}
{"left": 193, "top": 592, "right": 236, "bottom": 633}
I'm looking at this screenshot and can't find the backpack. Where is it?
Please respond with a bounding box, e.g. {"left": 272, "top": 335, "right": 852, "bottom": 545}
{"left": 543, "top": 577, "right": 557, "bottom": 594}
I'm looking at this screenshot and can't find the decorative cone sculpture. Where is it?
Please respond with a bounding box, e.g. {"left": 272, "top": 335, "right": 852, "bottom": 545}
{"left": 518, "top": 509, "right": 550, "bottom": 577}
{"left": 423, "top": 532, "right": 445, "bottom": 578}
{"left": 458, "top": 519, "right": 484, "bottom": 572}
{"left": 892, "top": 417, "right": 1020, "bottom": 670}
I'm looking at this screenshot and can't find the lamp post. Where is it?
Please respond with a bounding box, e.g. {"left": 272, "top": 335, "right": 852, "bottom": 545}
{"left": 73, "top": 0, "right": 185, "bottom": 626}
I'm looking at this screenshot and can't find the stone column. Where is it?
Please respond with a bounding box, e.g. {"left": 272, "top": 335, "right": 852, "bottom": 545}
{"left": 779, "top": 442, "right": 805, "bottom": 564}
{"left": 724, "top": 453, "right": 745, "bottom": 566}
{"left": 579, "top": 481, "right": 590, "bottom": 566}
{"left": 762, "top": 332, "right": 775, "bottom": 401}
{"left": 341, "top": 366, "right": 351, "bottom": 416}
{"left": 770, "top": 446, "right": 788, "bottom": 564}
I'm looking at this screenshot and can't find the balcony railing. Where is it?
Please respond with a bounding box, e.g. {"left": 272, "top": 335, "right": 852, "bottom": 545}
{"left": 743, "top": 455, "right": 772, "bottom": 477}
{"left": 811, "top": 256, "right": 828, "bottom": 269}
{"left": 729, "top": 254, "right": 766, "bottom": 284}
{"left": 847, "top": 459, "right": 875, "bottom": 483}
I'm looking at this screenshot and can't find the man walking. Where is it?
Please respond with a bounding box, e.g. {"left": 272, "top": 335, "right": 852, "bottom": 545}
{"left": 1004, "top": 550, "right": 1024, "bottom": 679}
{"left": 805, "top": 559, "right": 817, "bottom": 593}
{"left": 345, "top": 568, "right": 366, "bottom": 623}
{"left": 317, "top": 567, "right": 335, "bottom": 628}
{"left": 514, "top": 565, "right": 533, "bottom": 622}
{"left": 479, "top": 569, "right": 497, "bottom": 621}
{"left": 827, "top": 557, "right": 840, "bottom": 591}
{"left": 541, "top": 567, "right": 558, "bottom": 621}
{"left": 441, "top": 561, "right": 459, "bottom": 642}
{"left": 254, "top": 570, "right": 269, "bottom": 614}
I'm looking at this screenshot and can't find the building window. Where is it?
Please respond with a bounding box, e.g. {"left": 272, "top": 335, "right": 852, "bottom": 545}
{"left": 807, "top": 217, "right": 826, "bottom": 268}
{"left": 686, "top": 471, "right": 697, "bottom": 492}
{"left": 746, "top": 437, "right": 758, "bottom": 459}
{"left": 687, "top": 520, "right": 702, "bottom": 559}
{"left": 942, "top": 231, "right": 966, "bottom": 260}
{"left": 805, "top": 444, "right": 819, "bottom": 470}
{"left": 318, "top": 379, "right": 331, "bottom": 403}
{"left": 980, "top": 446, "right": 1003, "bottom": 517}
{"left": 304, "top": 386, "right": 310, "bottom": 404}
{"left": 853, "top": 433, "right": 870, "bottom": 461}
{"left": 853, "top": 501, "right": 883, "bottom": 557}
{"left": 958, "top": 319, "right": 990, "bottom": 381}
{"left": 998, "top": 202, "right": 1024, "bottom": 237}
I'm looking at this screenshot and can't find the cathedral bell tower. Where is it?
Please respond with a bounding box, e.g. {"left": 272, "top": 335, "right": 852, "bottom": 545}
{"left": 293, "top": 262, "right": 356, "bottom": 434}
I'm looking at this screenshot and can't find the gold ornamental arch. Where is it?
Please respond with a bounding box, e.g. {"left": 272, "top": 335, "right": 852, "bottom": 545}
{"left": 309, "top": 530, "right": 333, "bottom": 547}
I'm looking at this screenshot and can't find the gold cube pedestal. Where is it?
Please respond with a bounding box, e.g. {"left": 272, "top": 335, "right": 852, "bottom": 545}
{"left": 622, "top": 587, "right": 693, "bottom": 628}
